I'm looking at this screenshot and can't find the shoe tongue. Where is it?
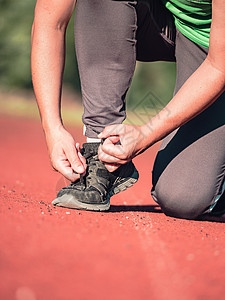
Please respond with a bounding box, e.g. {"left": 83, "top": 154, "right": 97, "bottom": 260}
{"left": 82, "top": 142, "right": 100, "bottom": 157}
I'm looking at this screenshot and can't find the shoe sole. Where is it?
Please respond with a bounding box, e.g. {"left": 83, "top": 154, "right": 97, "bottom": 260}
{"left": 52, "top": 166, "right": 139, "bottom": 212}
{"left": 52, "top": 194, "right": 110, "bottom": 211}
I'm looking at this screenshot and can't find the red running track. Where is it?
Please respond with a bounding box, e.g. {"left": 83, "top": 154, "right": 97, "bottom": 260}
{"left": 1, "top": 115, "right": 225, "bottom": 300}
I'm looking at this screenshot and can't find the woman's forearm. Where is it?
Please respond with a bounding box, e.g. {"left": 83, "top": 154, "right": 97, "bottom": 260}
{"left": 31, "top": 24, "right": 65, "bottom": 132}
{"left": 141, "top": 0, "right": 225, "bottom": 152}
{"left": 31, "top": 0, "right": 76, "bottom": 133}
{"left": 142, "top": 58, "right": 225, "bottom": 148}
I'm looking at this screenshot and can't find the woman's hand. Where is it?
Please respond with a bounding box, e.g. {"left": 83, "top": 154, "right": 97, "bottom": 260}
{"left": 45, "top": 126, "right": 87, "bottom": 181}
{"left": 98, "top": 124, "right": 147, "bottom": 171}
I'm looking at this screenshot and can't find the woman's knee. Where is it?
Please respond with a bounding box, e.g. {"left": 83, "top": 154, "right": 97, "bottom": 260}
{"left": 152, "top": 183, "right": 212, "bottom": 220}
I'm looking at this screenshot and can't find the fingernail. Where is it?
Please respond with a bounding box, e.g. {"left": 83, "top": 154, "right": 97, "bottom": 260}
{"left": 77, "top": 166, "right": 84, "bottom": 172}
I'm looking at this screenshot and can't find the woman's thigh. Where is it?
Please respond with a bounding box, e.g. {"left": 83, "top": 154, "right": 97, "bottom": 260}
{"left": 151, "top": 31, "right": 225, "bottom": 219}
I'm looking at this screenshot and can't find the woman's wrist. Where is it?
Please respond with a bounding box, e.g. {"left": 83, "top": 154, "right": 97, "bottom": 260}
{"left": 135, "top": 124, "right": 155, "bottom": 155}
{"left": 42, "top": 117, "right": 64, "bottom": 136}
{"left": 140, "top": 123, "right": 156, "bottom": 148}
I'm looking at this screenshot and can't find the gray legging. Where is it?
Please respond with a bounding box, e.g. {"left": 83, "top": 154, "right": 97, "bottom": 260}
{"left": 74, "top": 0, "right": 225, "bottom": 219}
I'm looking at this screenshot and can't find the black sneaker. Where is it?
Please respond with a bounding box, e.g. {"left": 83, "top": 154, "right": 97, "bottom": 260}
{"left": 52, "top": 142, "right": 139, "bottom": 211}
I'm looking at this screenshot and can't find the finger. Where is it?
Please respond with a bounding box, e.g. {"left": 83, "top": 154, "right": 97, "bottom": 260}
{"left": 75, "top": 143, "right": 87, "bottom": 170}
{"left": 65, "top": 146, "right": 85, "bottom": 174}
{"left": 77, "top": 151, "right": 87, "bottom": 174}
{"left": 103, "top": 136, "right": 120, "bottom": 145}
{"left": 51, "top": 164, "right": 58, "bottom": 172}
{"left": 98, "top": 124, "right": 123, "bottom": 139}
{"left": 98, "top": 145, "right": 127, "bottom": 164}
{"left": 104, "top": 163, "right": 120, "bottom": 172}
{"left": 55, "top": 161, "right": 80, "bottom": 182}
{"left": 75, "top": 142, "right": 81, "bottom": 152}
{"left": 101, "top": 142, "right": 126, "bottom": 159}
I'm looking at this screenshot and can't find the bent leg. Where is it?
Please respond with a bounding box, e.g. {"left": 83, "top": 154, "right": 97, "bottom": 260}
{"left": 151, "top": 31, "right": 225, "bottom": 219}
{"left": 75, "top": 0, "right": 137, "bottom": 138}
{"left": 74, "top": 0, "right": 175, "bottom": 138}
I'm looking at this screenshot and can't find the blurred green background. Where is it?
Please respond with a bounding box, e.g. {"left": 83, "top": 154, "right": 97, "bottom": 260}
{"left": 0, "top": 0, "right": 176, "bottom": 122}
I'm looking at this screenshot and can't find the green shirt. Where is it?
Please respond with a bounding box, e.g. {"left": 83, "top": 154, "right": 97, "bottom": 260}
{"left": 162, "top": 0, "right": 212, "bottom": 48}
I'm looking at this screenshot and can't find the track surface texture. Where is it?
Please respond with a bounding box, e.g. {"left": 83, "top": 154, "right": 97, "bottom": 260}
{"left": 1, "top": 115, "right": 225, "bottom": 300}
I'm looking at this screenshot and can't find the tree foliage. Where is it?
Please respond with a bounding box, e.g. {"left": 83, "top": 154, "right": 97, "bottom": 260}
{"left": 0, "top": 0, "right": 35, "bottom": 88}
{"left": 0, "top": 0, "right": 80, "bottom": 91}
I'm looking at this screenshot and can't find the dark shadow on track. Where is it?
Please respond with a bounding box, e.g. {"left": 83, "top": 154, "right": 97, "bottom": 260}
{"left": 109, "top": 204, "right": 163, "bottom": 213}
{"left": 110, "top": 205, "right": 225, "bottom": 222}
{"left": 196, "top": 215, "right": 225, "bottom": 223}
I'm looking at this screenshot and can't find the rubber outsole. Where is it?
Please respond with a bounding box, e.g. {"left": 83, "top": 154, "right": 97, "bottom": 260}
{"left": 52, "top": 167, "right": 139, "bottom": 211}
{"left": 52, "top": 194, "right": 110, "bottom": 211}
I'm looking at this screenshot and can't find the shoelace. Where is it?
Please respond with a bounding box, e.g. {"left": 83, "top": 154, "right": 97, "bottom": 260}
{"left": 76, "top": 153, "right": 98, "bottom": 191}
{"left": 80, "top": 174, "right": 85, "bottom": 191}
{"left": 78, "top": 139, "right": 105, "bottom": 191}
